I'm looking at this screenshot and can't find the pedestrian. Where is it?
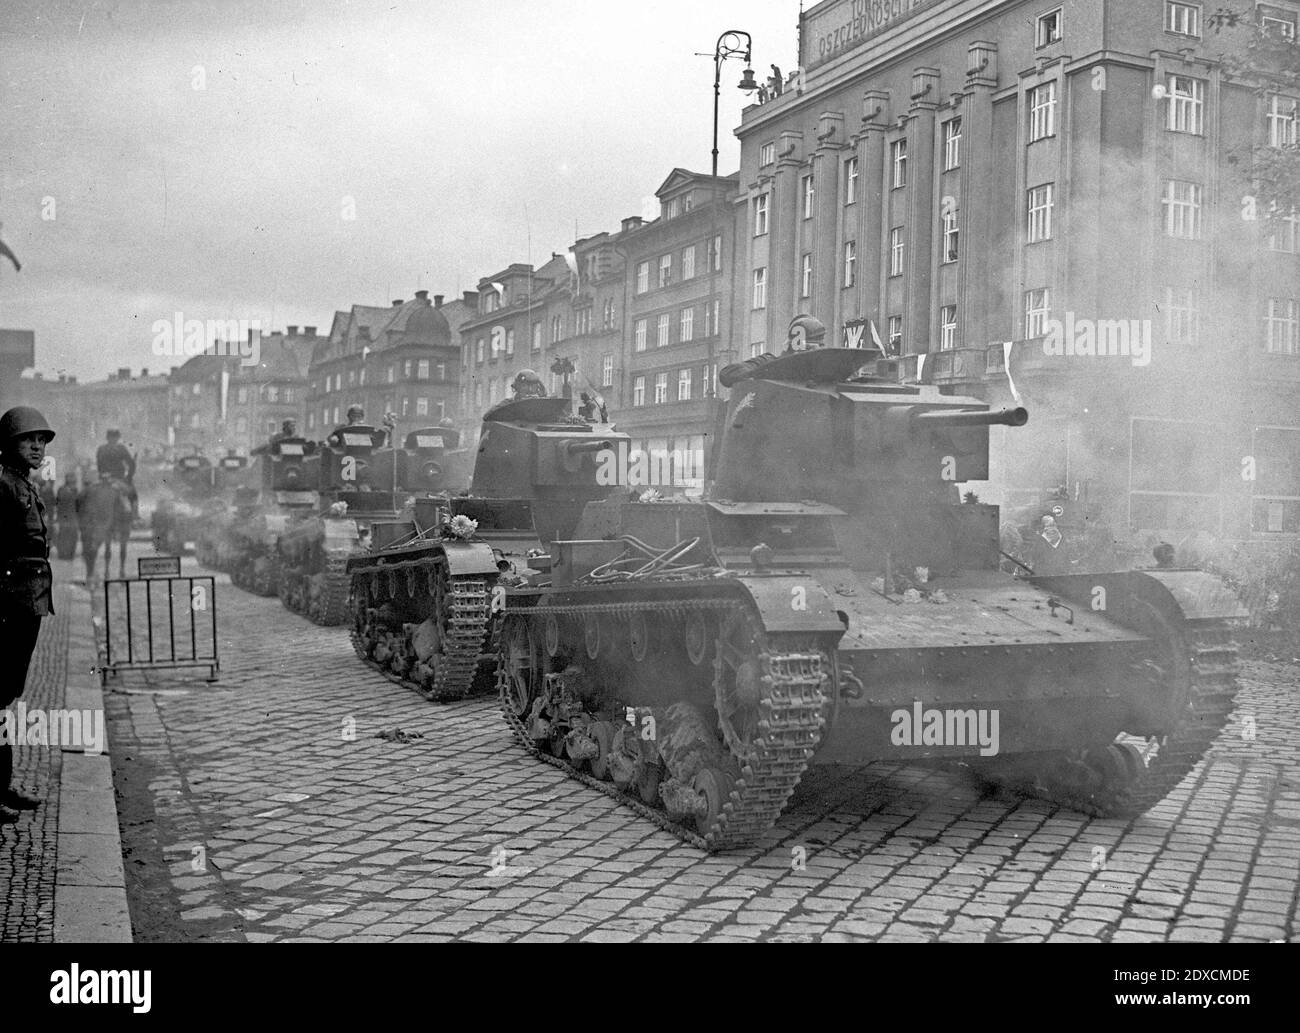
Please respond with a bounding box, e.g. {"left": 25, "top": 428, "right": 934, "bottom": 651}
{"left": 54, "top": 472, "right": 80, "bottom": 559}
{"left": 96, "top": 428, "right": 138, "bottom": 520}
{"left": 0, "top": 405, "right": 57, "bottom": 824}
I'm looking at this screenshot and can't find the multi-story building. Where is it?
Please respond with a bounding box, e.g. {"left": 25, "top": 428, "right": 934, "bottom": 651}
{"left": 734, "top": 0, "right": 1300, "bottom": 547}
{"left": 615, "top": 170, "right": 739, "bottom": 490}
{"left": 306, "top": 292, "right": 471, "bottom": 441}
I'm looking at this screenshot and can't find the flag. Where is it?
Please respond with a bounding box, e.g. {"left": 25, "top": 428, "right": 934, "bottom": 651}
{"left": 1002, "top": 340, "right": 1023, "bottom": 405}
{"left": 563, "top": 251, "right": 580, "bottom": 298}
{"left": 916, "top": 353, "right": 928, "bottom": 382}
{"left": 0, "top": 236, "right": 20, "bottom": 272}
{"left": 490, "top": 281, "right": 506, "bottom": 297}
{"left": 219, "top": 368, "right": 230, "bottom": 422}
{"left": 870, "top": 320, "right": 885, "bottom": 354}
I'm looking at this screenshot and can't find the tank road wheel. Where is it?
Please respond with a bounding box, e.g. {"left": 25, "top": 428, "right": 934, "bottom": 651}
{"left": 584, "top": 613, "right": 602, "bottom": 660}
{"left": 628, "top": 611, "right": 650, "bottom": 662}
{"left": 691, "top": 767, "right": 736, "bottom": 835}
{"left": 714, "top": 608, "right": 766, "bottom": 761}
{"left": 500, "top": 615, "right": 541, "bottom": 720}
{"left": 544, "top": 612, "right": 561, "bottom": 658}
{"left": 636, "top": 760, "right": 664, "bottom": 805}
{"left": 684, "top": 613, "right": 712, "bottom": 666}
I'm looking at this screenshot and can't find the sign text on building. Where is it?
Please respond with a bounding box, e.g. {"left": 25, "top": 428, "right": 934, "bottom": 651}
{"left": 803, "top": 0, "right": 940, "bottom": 69}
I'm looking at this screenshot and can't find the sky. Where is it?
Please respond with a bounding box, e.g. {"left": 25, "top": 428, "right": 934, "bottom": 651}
{"left": 0, "top": 0, "right": 802, "bottom": 381}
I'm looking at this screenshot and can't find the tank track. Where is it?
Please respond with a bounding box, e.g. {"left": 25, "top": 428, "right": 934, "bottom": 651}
{"left": 278, "top": 553, "right": 353, "bottom": 626}
{"left": 988, "top": 623, "right": 1241, "bottom": 817}
{"left": 497, "top": 596, "right": 830, "bottom": 852}
{"left": 348, "top": 560, "right": 494, "bottom": 702}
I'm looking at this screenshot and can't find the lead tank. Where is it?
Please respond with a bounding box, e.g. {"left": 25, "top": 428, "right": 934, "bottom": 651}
{"left": 494, "top": 329, "right": 1244, "bottom": 851}
{"left": 347, "top": 395, "right": 630, "bottom": 701}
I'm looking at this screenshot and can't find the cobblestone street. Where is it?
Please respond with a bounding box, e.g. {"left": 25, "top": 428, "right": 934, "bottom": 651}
{"left": 98, "top": 543, "right": 1300, "bottom": 943}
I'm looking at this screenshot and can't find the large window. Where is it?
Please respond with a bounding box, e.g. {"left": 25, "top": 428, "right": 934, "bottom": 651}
{"left": 1267, "top": 206, "right": 1300, "bottom": 252}
{"left": 754, "top": 194, "right": 769, "bottom": 236}
{"left": 703, "top": 299, "right": 720, "bottom": 337}
{"left": 602, "top": 298, "right": 615, "bottom": 329}
{"left": 633, "top": 375, "right": 645, "bottom": 406}
{"left": 760, "top": 141, "right": 775, "bottom": 166}
{"left": 1165, "top": 1, "right": 1201, "bottom": 36}
{"left": 752, "top": 268, "right": 767, "bottom": 309}
{"left": 551, "top": 314, "right": 564, "bottom": 343}
{"left": 1266, "top": 297, "right": 1299, "bottom": 354}
{"left": 653, "top": 372, "right": 668, "bottom": 404}
{"left": 887, "top": 316, "right": 903, "bottom": 355}
{"left": 682, "top": 245, "right": 696, "bottom": 280}
{"left": 531, "top": 321, "right": 542, "bottom": 351}
{"left": 1036, "top": 8, "right": 1063, "bottom": 47}
{"left": 1260, "top": 4, "right": 1298, "bottom": 39}
{"left": 801, "top": 253, "right": 812, "bottom": 298}
{"left": 636, "top": 261, "right": 649, "bottom": 294}
{"left": 416, "top": 397, "right": 429, "bottom": 417}
{"left": 845, "top": 156, "right": 859, "bottom": 203}
{"left": 890, "top": 227, "right": 905, "bottom": 276}
{"left": 1164, "top": 286, "right": 1200, "bottom": 344}
{"left": 891, "top": 139, "right": 907, "bottom": 188}
{"left": 1025, "top": 288, "right": 1051, "bottom": 339}
{"left": 1165, "top": 75, "right": 1204, "bottom": 134}
{"left": 1028, "top": 184, "right": 1054, "bottom": 242}
{"left": 678, "top": 368, "right": 692, "bottom": 401}
{"left": 940, "top": 305, "right": 958, "bottom": 350}
{"left": 634, "top": 318, "right": 647, "bottom": 352}
{"left": 656, "top": 312, "right": 670, "bottom": 348}
{"left": 1267, "top": 94, "right": 1299, "bottom": 148}
{"left": 680, "top": 307, "right": 694, "bottom": 342}
{"left": 709, "top": 234, "right": 723, "bottom": 271}
{"left": 658, "top": 254, "right": 672, "bottom": 288}
{"left": 943, "top": 117, "right": 962, "bottom": 170}
{"left": 601, "top": 353, "right": 613, "bottom": 387}
{"left": 802, "top": 175, "right": 815, "bottom": 219}
{"left": 843, "top": 241, "right": 857, "bottom": 287}
{"left": 1029, "top": 81, "right": 1057, "bottom": 141}
{"left": 417, "top": 359, "right": 430, "bottom": 380}
{"left": 1162, "top": 179, "right": 1203, "bottom": 239}
{"left": 941, "top": 208, "right": 959, "bottom": 263}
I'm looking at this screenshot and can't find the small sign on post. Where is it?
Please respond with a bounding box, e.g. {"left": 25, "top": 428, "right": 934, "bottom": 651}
{"left": 138, "top": 555, "right": 182, "bottom": 579}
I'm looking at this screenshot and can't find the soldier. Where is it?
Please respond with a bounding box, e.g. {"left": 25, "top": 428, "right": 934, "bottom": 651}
{"left": 54, "top": 472, "right": 80, "bottom": 559}
{"left": 0, "top": 406, "right": 57, "bottom": 823}
{"left": 326, "top": 405, "right": 369, "bottom": 448}
{"left": 252, "top": 418, "right": 298, "bottom": 456}
{"left": 511, "top": 369, "right": 547, "bottom": 400}
{"left": 1153, "top": 542, "right": 1176, "bottom": 569}
{"left": 96, "top": 428, "right": 138, "bottom": 519}
{"left": 577, "top": 391, "right": 598, "bottom": 422}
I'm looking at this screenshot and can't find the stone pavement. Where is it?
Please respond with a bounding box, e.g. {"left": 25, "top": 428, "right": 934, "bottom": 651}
{"left": 97, "top": 540, "right": 1300, "bottom": 943}
{"left": 0, "top": 551, "right": 132, "bottom": 943}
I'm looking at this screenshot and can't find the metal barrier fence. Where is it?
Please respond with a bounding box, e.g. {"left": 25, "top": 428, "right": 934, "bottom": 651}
{"left": 101, "top": 572, "right": 219, "bottom": 685}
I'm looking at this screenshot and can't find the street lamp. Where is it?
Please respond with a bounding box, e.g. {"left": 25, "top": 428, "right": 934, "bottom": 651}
{"left": 711, "top": 30, "right": 758, "bottom": 179}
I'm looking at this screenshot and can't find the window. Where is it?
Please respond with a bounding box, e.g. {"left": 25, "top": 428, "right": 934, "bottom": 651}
{"left": 436, "top": 401, "right": 446, "bottom": 421}
{"left": 436, "top": 362, "right": 445, "bottom": 381}
{"left": 417, "top": 360, "right": 430, "bottom": 380}
{"left": 709, "top": 234, "right": 723, "bottom": 271}
{"left": 484, "top": 291, "right": 500, "bottom": 313}
{"left": 235, "top": 386, "right": 247, "bottom": 404}
{"left": 191, "top": 382, "right": 201, "bottom": 395}
{"left": 943, "top": 117, "right": 962, "bottom": 170}
{"left": 487, "top": 380, "right": 497, "bottom": 406}
{"left": 682, "top": 245, "right": 696, "bottom": 280}
{"left": 1266, "top": 298, "right": 1299, "bottom": 354}
{"left": 657, "top": 312, "right": 670, "bottom": 348}
{"left": 355, "top": 370, "right": 362, "bottom": 387}
{"left": 653, "top": 372, "right": 668, "bottom": 404}
{"left": 678, "top": 368, "right": 692, "bottom": 401}
{"left": 682, "top": 192, "right": 693, "bottom": 213}
{"left": 1267, "top": 206, "right": 1300, "bottom": 252}
{"left": 1029, "top": 81, "right": 1057, "bottom": 141}
{"left": 890, "top": 227, "right": 905, "bottom": 276}
{"left": 474, "top": 383, "right": 482, "bottom": 409}
{"left": 235, "top": 416, "right": 247, "bottom": 434}
{"left": 388, "top": 364, "right": 397, "bottom": 383}
{"left": 307, "top": 413, "right": 315, "bottom": 430}
{"left": 416, "top": 397, "right": 429, "bottom": 417}
{"left": 1028, "top": 184, "right": 1054, "bottom": 242}
{"left": 635, "top": 319, "right": 647, "bottom": 352}
{"left": 703, "top": 299, "right": 721, "bottom": 337}
{"left": 887, "top": 316, "right": 903, "bottom": 354}
{"left": 760, "top": 141, "right": 775, "bottom": 166}
{"left": 636, "top": 261, "right": 650, "bottom": 294}
{"left": 1267, "top": 94, "right": 1299, "bottom": 148}
{"left": 551, "top": 314, "right": 564, "bottom": 343}
{"left": 658, "top": 254, "right": 672, "bottom": 288}
{"left": 843, "top": 241, "right": 857, "bottom": 287}
{"left": 752, "top": 268, "right": 767, "bottom": 309}
{"left": 1165, "top": 1, "right": 1201, "bottom": 36}
{"left": 702, "top": 363, "right": 717, "bottom": 397}
{"left": 891, "top": 139, "right": 907, "bottom": 187}
{"left": 1260, "top": 4, "right": 1298, "bottom": 39}
{"left": 801, "top": 253, "right": 813, "bottom": 298}
{"left": 845, "top": 157, "right": 859, "bottom": 203}
{"left": 1025, "top": 288, "right": 1051, "bottom": 338}
{"left": 754, "top": 194, "right": 769, "bottom": 236}
{"left": 1163, "top": 179, "right": 1203, "bottom": 238}
{"left": 532, "top": 321, "right": 542, "bottom": 351}
{"left": 284, "top": 387, "right": 295, "bottom": 403}
{"left": 680, "top": 307, "right": 695, "bottom": 342}
{"left": 505, "top": 329, "right": 515, "bottom": 355}
{"left": 475, "top": 339, "right": 484, "bottom": 363}
{"left": 940, "top": 305, "right": 958, "bottom": 350}
{"left": 803, "top": 175, "right": 815, "bottom": 218}
{"left": 401, "top": 397, "right": 410, "bottom": 416}
{"left": 1166, "top": 75, "right": 1204, "bottom": 134}
{"left": 265, "top": 384, "right": 279, "bottom": 402}
{"left": 602, "top": 299, "right": 616, "bottom": 329}
{"left": 574, "top": 310, "right": 589, "bottom": 337}
{"left": 665, "top": 198, "right": 679, "bottom": 220}
{"left": 941, "top": 208, "right": 959, "bottom": 263}
{"left": 1036, "top": 8, "right": 1063, "bottom": 47}
{"left": 601, "top": 353, "right": 614, "bottom": 387}
{"left": 1165, "top": 286, "right": 1200, "bottom": 344}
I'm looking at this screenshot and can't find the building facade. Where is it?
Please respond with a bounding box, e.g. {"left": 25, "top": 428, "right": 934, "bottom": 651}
{"left": 734, "top": 0, "right": 1300, "bottom": 546}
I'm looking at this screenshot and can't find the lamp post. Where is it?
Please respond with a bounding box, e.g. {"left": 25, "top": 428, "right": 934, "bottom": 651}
{"left": 711, "top": 30, "right": 758, "bottom": 179}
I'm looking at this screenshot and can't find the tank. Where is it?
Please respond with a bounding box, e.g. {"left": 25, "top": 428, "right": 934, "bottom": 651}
{"left": 346, "top": 396, "right": 630, "bottom": 701}
{"left": 151, "top": 452, "right": 216, "bottom": 554}
{"left": 492, "top": 334, "right": 1245, "bottom": 851}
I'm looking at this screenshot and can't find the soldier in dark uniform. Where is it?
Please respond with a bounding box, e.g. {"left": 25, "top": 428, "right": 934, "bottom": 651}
{"left": 96, "top": 428, "right": 138, "bottom": 519}
{"left": 326, "top": 405, "right": 370, "bottom": 448}
{"left": 511, "top": 369, "right": 547, "bottom": 400}
{"left": 54, "top": 473, "right": 80, "bottom": 559}
{"left": 577, "top": 392, "right": 598, "bottom": 421}
{"left": 252, "top": 418, "right": 298, "bottom": 457}
{"left": 0, "top": 406, "right": 57, "bottom": 823}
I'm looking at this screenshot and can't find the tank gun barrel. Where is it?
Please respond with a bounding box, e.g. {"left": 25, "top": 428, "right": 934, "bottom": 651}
{"left": 906, "top": 406, "right": 1029, "bottom": 428}
{"left": 563, "top": 438, "right": 613, "bottom": 457}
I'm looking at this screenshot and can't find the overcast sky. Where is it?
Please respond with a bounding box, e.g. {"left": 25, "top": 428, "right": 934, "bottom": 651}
{"left": 0, "top": 0, "right": 800, "bottom": 381}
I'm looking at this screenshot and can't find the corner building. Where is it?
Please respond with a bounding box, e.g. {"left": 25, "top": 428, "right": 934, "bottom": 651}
{"left": 734, "top": 0, "right": 1300, "bottom": 553}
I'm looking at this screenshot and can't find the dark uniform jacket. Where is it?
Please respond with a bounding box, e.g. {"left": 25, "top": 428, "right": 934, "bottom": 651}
{"left": 55, "top": 485, "right": 80, "bottom": 521}
{"left": 0, "top": 459, "right": 54, "bottom": 616}
{"left": 96, "top": 441, "right": 136, "bottom": 482}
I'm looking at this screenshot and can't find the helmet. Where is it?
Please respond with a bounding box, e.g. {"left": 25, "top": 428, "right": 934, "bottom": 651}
{"left": 346, "top": 405, "right": 364, "bottom": 420}
{"left": 514, "top": 369, "right": 539, "bottom": 386}
{"left": 106, "top": 428, "right": 121, "bottom": 439}
{"left": 0, "top": 406, "right": 56, "bottom": 444}
{"left": 513, "top": 369, "right": 545, "bottom": 398}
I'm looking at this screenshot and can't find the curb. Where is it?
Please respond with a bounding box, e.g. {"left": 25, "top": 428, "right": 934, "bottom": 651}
{"left": 54, "top": 585, "right": 132, "bottom": 943}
